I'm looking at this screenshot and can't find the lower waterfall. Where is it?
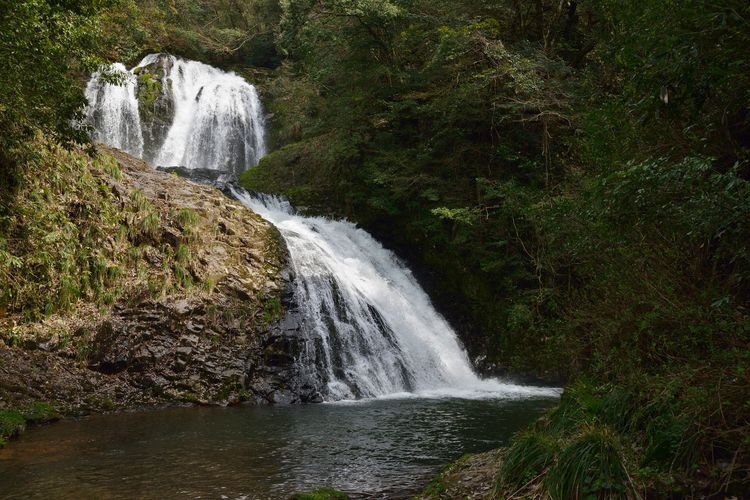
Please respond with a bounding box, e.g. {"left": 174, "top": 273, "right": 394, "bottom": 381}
{"left": 232, "top": 189, "right": 559, "bottom": 401}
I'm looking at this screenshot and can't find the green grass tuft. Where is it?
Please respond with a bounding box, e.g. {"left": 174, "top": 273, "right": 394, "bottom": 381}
{"left": 173, "top": 262, "right": 192, "bottom": 289}
{"left": 500, "top": 432, "right": 559, "bottom": 488}
{"left": 129, "top": 189, "right": 150, "bottom": 212}
{"left": 175, "top": 244, "right": 191, "bottom": 264}
{"left": 545, "top": 426, "right": 629, "bottom": 500}
{"left": 138, "top": 211, "right": 161, "bottom": 241}
{"left": 0, "top": 410, "right": 26, "bottom": 447}
{"left": 262, "top": 296, "right": 283, "bottom": 324}
{"left": 22, "top": 402, "right": 59, "bottom": 422}
{"left": 174, "top": 208, "right": 200, "bottom": 228}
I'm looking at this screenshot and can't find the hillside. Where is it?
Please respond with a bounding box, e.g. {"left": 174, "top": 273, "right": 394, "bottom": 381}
{"left": 0, "top": 141, "right": 302, "bottom": 445}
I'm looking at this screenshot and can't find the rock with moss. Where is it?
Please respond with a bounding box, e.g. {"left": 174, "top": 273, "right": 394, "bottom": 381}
{"left": 134, "top": 54, "right": 175, "bottom": 163}
{"left": 0, "top": 403, "right": 59, "bottom": 447}
{"left": 416, "top": 452, "right": 501, "bottom": 499}
{"left": 0, "top": 410, "right": 25, "bottom": 447}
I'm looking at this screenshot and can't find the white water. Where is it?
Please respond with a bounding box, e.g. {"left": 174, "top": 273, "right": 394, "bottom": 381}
{"left": 232, "top": 189, "right": 560, "bottom": 402}
{"left": 84, "top": 63, "right": 144, "bottom": 157}
{"left": 85, "top": 54, "right": 265, "bottom": 176}
{"left": 150, "top": 55, "right": 266, "bottom": 173}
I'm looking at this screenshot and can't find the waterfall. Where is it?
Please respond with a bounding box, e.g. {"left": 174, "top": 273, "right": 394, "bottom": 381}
{"left": 84, "top": 63, "right": 144, "bottom": 158}
{"left": 151, "top": 56, "right": 266, "bottom": 176}
{"left": 86, "top": 55, "right": 559, "bottom": 402}
{"left": 84, "top": 54, "right": 265, "bottom": 177}
{"left": 232, "top": 189, "right": 559, "bottom": 401}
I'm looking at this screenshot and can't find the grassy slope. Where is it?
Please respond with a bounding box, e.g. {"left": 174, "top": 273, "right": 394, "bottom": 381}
{"left": 0, "top": 137, "right": 205, "bottom": 324}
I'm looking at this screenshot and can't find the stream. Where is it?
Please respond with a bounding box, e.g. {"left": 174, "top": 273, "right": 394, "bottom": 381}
{"left": 0, "top": 397, "right": 555, "bottom": 498}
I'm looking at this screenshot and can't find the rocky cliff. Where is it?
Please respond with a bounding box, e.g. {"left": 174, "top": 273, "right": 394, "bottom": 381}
{"left": 0, "top": 145, "right": 311, "bottom": 427}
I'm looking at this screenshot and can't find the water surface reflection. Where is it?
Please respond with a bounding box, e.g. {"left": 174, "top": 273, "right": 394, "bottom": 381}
{"left": 0, "top": 397, "right": 556, "bottom": 498}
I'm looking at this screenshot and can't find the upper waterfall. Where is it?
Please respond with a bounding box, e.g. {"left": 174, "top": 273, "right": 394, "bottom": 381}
{"left": 84, "top": 62, "right": 144, "bottom": 158}
{"left": 84, "top": 53, "right": 265, "bottom": 177}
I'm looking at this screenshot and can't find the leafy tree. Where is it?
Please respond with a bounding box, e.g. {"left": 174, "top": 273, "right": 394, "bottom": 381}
{"left": 579, "top": 0, "right": 750, "bottom": 168}
{"left": 0, "top": 0, "right": 107, "bottom": 153}
{"left": 99, "top": 0, "right": 284, "bottom": 67}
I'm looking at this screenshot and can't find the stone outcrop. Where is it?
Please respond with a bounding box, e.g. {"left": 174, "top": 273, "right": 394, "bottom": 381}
{"left": 416, "top": 449, "right": 505, "bottom": 500}
{"left": 133, "top": 54, "right": 175, "bottom": 163}
{"left": 0, "top": 147, "right": 314, "bottom": 416}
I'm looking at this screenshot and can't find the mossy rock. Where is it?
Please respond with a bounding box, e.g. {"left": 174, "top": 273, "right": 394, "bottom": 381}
{"left": 290, "top": 488, "right": 348, "bottom": 500}
{"left": 133, "top": 55, "right": 176, "bottom": 158}
{"left": 22, "top": 402, "right": 60, "bottom": 423}
{"left": 0, "top": 410, "right": 26, "bottom": 446}
{"left": 137, "top": 71, "right": 163, "bottom": 116}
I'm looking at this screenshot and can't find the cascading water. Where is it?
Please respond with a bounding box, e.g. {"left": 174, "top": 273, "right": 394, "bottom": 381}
{"left": 84, "top": 63, "right": 144, "bottom": 157}
{"left": 84, "top": 53, "right": 265, "bottom": 178}
{"left": 85, "top": 55, "right": 560, "bottom": 402}
{"left": 231, "top": 189, "right": 560, "bottom": 401}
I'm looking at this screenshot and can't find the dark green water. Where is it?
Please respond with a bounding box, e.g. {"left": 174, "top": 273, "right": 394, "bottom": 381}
{"left": 0, "top": 397, "right": 556, "bottom": 498}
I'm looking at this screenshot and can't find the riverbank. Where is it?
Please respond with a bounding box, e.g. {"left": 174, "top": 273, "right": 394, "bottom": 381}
{"left": 419, "top": 373, "right": 749, "bottom": 499}
{"left": 0, "top": 142, "right": 302, "bottom": 445}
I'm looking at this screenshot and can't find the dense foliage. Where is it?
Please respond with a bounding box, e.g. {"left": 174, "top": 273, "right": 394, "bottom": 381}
{"left": 97, "top": 0, "right": 282, "bottom": 66}
{"left": 0, "top": 0, "right": 748, "bottom": 496}
{"left": 237, "top": 0, "right": 750, "bottom": 495}
{"left": 243, "top": 0, "right": 749, "bottom": 362}
{"left": 0, "top": 0, "right": 106, "bottom": 152}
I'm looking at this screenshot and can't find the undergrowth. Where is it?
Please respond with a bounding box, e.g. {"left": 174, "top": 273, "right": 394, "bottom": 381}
{"left": 496, "top": 373, "right": 750, "bottom": 498}
{"left": 0, "top": 137, "right": 127, "bottom": 319}
{"left": 0, "top": 136, "right": 205, "bottom": 334}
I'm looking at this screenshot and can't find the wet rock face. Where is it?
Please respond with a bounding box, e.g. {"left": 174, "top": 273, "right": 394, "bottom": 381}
{"left": 89, "top": 299, "right": 252, "bottom": 403}
{"left": 156, "top": 166, "right": 226, "bottom": 186}
{"left": 247, "top": 269, "right": 325, "bottom": 405}
{"left": 134, "top": 54, "right": 175, "bottom": 164}
{"left": 86, "top": 270, "right": 317, "bottom": 406}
